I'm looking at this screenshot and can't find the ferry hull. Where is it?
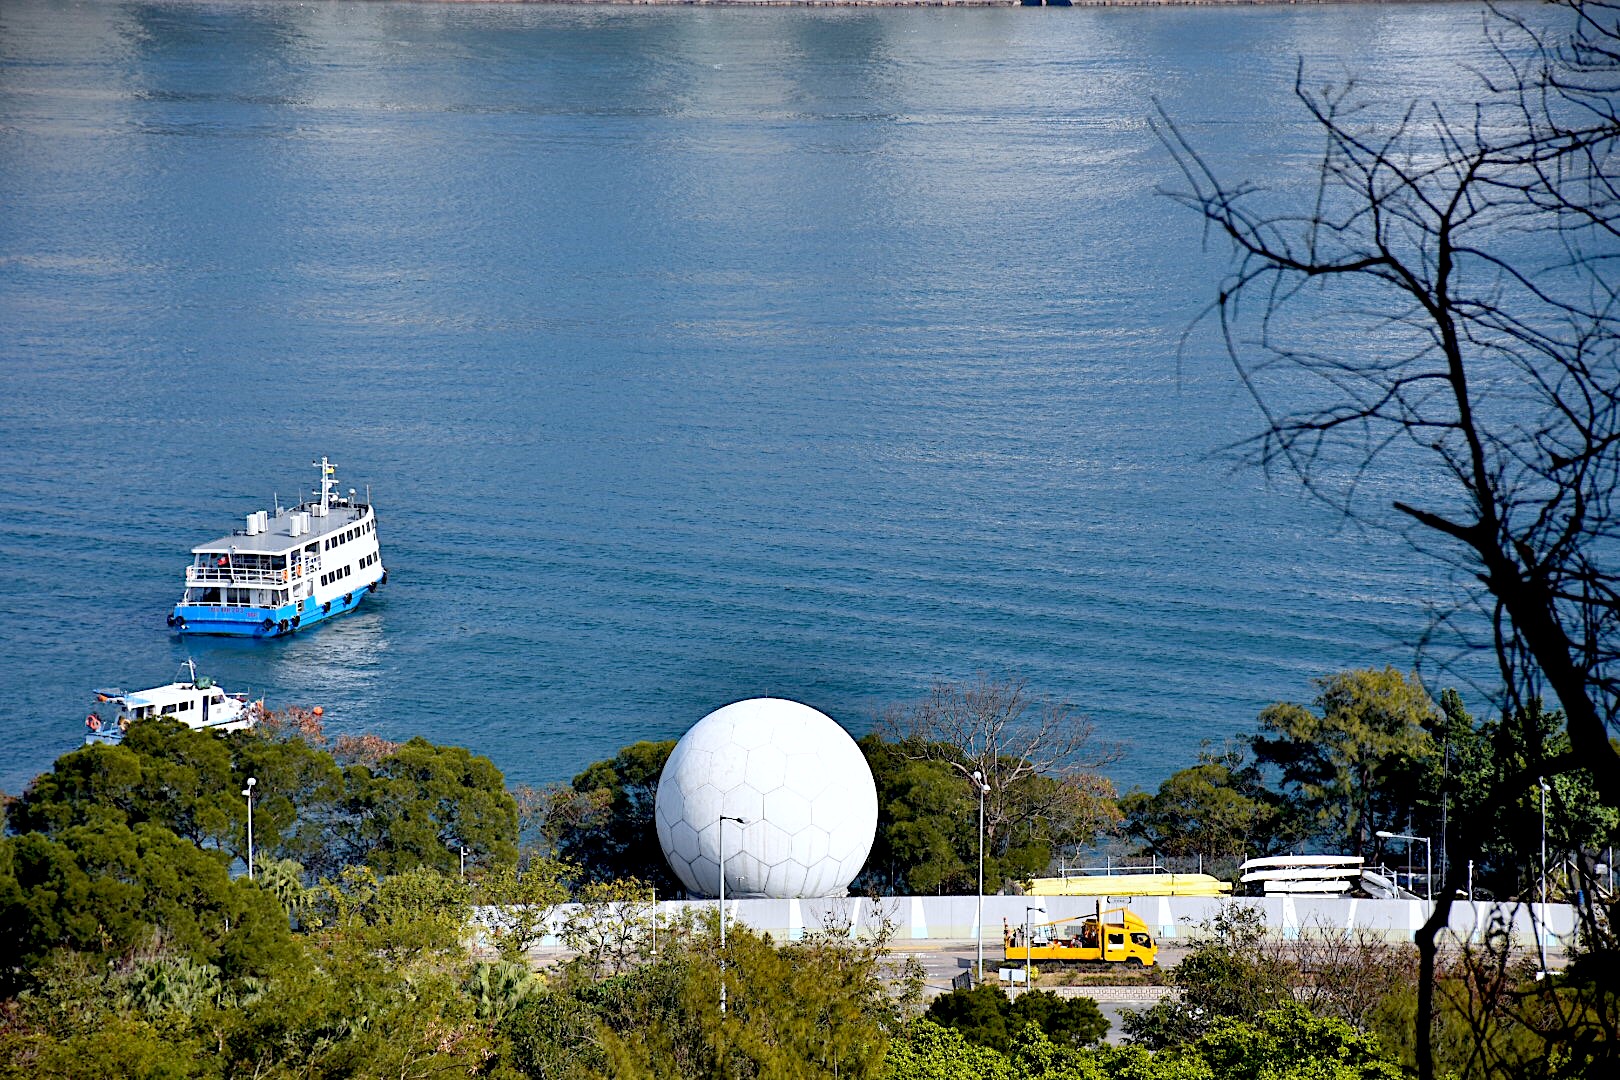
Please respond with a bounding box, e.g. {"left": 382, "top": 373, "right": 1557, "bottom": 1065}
{"left": 171, "top": 579, "right": 378, "bottom": 638}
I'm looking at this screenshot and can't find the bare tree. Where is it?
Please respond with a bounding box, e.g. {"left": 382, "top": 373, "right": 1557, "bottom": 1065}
{"left": 876, "top": 676, "right": 1121, "bottom": 866}
{"left": 1154, "top": 3, "right": 1619, "bottom": 1076}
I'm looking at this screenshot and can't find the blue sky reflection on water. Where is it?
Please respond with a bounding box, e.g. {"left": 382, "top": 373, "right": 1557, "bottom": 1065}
{"left": 0, "top": 1, "right": 1547, "bottom": 795}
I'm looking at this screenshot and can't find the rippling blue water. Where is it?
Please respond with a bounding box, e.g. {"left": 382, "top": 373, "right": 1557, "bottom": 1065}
{"left": 0, "top": 1, "right": 1537, "bottom": 796}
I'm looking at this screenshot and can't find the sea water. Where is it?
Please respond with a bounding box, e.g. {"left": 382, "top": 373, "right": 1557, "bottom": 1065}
{"left": 0, "top": 1, "right": 1539, "bottom": 795}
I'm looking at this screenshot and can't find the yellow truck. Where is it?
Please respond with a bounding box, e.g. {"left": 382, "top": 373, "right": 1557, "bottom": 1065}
{"left": 1002, "top": 904, "right": 1158, "bottom": 968}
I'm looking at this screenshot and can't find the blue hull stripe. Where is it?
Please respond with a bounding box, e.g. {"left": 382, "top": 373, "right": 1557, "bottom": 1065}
{"left": 172, "top": 577, "right": 381, "bottom": 638}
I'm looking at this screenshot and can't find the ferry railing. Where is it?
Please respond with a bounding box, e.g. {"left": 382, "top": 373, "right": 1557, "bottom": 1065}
{"left": 185, "top": 557, "right": 321, "bottom": 587}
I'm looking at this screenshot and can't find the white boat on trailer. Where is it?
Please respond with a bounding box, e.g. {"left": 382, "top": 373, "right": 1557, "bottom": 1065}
{"left": 169, "top": 457, "right": 386, "bottom": 638}
{"left": 84, "top": 660, "right": 262, "bottom": 747}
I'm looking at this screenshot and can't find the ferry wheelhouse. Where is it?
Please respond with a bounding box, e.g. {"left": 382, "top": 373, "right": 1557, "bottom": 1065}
{"left": 169, "top": 457, "right": 387, "bottom": 637}
{"left": 85, "top": 661, "right": 262, "bottom": 746}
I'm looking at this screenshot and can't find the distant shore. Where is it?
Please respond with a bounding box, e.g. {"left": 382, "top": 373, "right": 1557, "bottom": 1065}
{"left": 433, "top": 0, "right": 1467, "bottom": 7}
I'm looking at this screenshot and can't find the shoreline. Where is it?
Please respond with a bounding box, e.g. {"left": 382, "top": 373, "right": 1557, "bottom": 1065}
{"left": 418, "top": 0, "right": 1476, "bottom": 7}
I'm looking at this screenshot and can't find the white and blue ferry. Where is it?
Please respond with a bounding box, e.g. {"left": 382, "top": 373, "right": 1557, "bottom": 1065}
{"left": 169, "top": 457, "right": 387, "bottom": 637}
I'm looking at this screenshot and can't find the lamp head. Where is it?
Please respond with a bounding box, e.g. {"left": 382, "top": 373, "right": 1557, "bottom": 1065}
{"left": 247, "top": 777, "right": 256, "bottom": 788}
{"left": 1375, "top": 830, "right": 1394, "bottom": 838}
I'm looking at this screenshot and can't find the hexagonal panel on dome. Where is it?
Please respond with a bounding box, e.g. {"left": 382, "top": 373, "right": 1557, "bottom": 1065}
{"left": 729, "top": 716, "right": 776, "bottom": 751}
{"left": 789, "top": 825, "right": 832, "bottom": 868}
{"left": 740, "top": 743, "right": 787, "bottom": 793}
{"left": 683, "top": 783, "right": 722, "bottom": 827}
{"left": 762, "top": 786, "right": 813, "bottom": 834}
{"left": 707, "top": 745, "right": 750, "bottom": 794}
{"left": 669, "top": 818, "right": 702, "bottom": 863}
{"left": 725, "top": 784, "right": 766, "bottom": 825}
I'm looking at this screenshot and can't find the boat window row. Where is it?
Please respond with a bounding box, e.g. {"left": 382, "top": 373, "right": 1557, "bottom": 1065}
{"left": 359, "top": 552, "right": 378, "bottom": 570}
{"left": 322, "top": 565, "right": 354, "bottom": 587}
{"left": 132, "top": 700, "right": 191, "bottom": 719}
{"left": 322, "top": 519, "right": 374, "bottom": 551}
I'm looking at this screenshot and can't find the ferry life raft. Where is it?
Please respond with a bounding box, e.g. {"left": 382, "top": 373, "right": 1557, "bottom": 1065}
{"left": 85, "top": 660, "right": 262, "bottom": 747}
{"left": 169, "top": 457, "right": 386, "bottom": 638}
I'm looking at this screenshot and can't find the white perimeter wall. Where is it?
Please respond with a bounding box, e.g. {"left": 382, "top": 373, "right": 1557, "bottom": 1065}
{"left": 481, "top": 894, "right": 1578, "bottom": 951}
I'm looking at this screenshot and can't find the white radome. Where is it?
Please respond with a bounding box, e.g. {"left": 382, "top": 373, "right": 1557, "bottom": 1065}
{"left": 655, "top": 698, "right": 878, "bottom": 899}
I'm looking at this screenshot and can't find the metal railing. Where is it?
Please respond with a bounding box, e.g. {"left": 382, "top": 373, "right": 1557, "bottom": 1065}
{"left": 186, "top": 556, "right": 321, "bottom": 587}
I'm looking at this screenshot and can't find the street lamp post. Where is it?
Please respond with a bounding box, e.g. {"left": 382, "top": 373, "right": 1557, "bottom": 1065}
{"left": 1539, "top": 777, "right": 1550, "bottom": 905}
{"left": 241, "top": 776, "right": 257, "bottom": 880}
{"left": 948, "top": 763, "right": 992, "bottom": 985}
{"left": 1025, "top": 905, "right": 1042, "bottom": 987}
{"left": 1375, "top": 830, "right": 1432, "bottom": 901}
{"left": 458, "top": 846, "right": 470, "bottom": 881}
{"left": 717, "top": 813, "right": 748, "bottom": 1015}
{"left": 970, "top": 770, "right": 991, "bottom": 984}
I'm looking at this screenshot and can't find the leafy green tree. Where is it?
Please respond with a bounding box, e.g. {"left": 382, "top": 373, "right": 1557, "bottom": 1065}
{"left": 498, "top": 989, "right": 607, "bottom": 1080}
{"left": 0, "top": 821, "right": 295, "bottom": 995}
{"left": 1119, "top": 744, "right": 1285, "bottom": 863}
{"left": 1251, "top": 668, "right": 1438, "bottom": 855}
{"left": 1440, "top": 698, "right": 1619, "bottom": 899}
{"left": 922, "top": 985, "right": 1014, "bottom": 1052}
{"left": 343, "top": 737, "right": 519, "bottom": 874}
{"left": 923, "top": 985, "right": 1107, "bottom": 1054}
{"left": 859, "top": 729, "right": 1109, "bottom": 895}
{"left": 553, "top": 740, "right": 678, "bottom": 893}
{"left": 589, "top": 915, "right": 900, "bottom": 1080}
{"left": 476, "top": 856, "right": 573, "bottom": 962}
{"left": 859, "top": 736, "right": 976, "bottom": 894}
{"left": 881, "top": 1018, "right": 1017, "bottom": 1080}
{"left": 874, "top": 679, "right": 1121, "bottom": 887}
{"left": 305, "top": 864, "right": 471, "bottom": 961}
{"left": 1008, "top": 990, "right": 1109, "bottom": 1050}
{"left": 1172, "top": 1003, "right": 1404, "bottom": 1080}
{"left": 14, "top": 720, "right": 238, "bottom": 855}
{"left": 561, "top": 877, "right": 660, "bottom": 979}
{"left": 1123, "top": 904, "right": 1293, "bottom": 1049}
{"left": 228, "top": 733, "right": 346, "bottom": 875}
{"left": 464, "top": 959, "right": 544, "bottom": 1023}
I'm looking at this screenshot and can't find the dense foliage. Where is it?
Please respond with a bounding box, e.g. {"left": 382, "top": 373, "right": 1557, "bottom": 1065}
{"left": 922, "top": 984, "right": 1107, "bottom": 1052}
{"left": 2, "top": 689, "right": 1606, "bottom": 1076}
{"left": 1120, "top": 668, "right": 1619, "bottom": 901}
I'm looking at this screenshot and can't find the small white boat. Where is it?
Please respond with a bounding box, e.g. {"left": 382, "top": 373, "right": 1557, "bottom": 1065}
{"left": 84, "top": 660, "right": 262, "bottom": 747}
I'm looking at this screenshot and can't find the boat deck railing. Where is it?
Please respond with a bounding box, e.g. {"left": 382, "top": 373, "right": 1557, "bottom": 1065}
{"left": 186, "top": 555, "right": 322, "bottom": 587}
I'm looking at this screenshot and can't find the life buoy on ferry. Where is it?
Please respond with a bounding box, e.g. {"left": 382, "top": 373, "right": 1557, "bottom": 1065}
{"left": 282, "top": 569, "right": 289, "bottom": 582}
{"left": 86, "top": 715, "right": 101, "bottom": 731}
